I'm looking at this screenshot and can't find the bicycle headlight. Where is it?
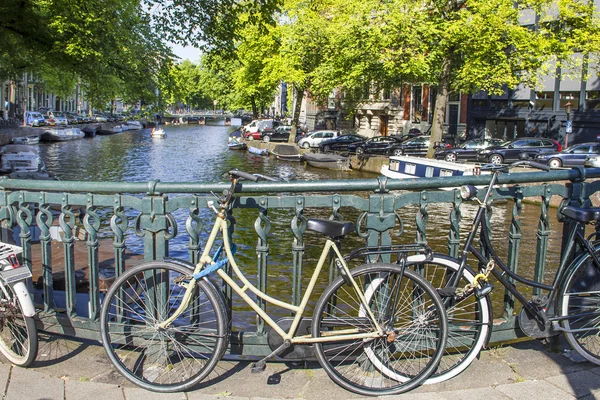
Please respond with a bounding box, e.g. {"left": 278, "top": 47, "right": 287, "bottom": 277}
{"left": 460, "top": 185, "right": 478, "bottom": 200}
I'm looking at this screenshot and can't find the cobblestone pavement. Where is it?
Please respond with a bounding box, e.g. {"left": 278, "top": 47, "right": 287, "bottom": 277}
{"left": 0, "top": 333, "right": 599, "bottom": 400}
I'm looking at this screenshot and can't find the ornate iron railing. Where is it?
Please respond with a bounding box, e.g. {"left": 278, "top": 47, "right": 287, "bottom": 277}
{"left": 0, "top": 167, "right": 598, "bottom": 355}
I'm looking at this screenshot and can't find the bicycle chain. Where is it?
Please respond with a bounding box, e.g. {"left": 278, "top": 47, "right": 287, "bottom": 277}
{"left": 455, "top": 259, "right": 495, "bottom": 297}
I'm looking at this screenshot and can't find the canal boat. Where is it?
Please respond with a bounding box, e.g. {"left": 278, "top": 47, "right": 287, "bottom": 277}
{"left": 271, "top": 144, "right": 303, "bottom": 162}
{"left": 247, "top": 146, "right": 269, "bottom": 156}
{"left": 228, "top": 137, "right": 247, "bottom": 150}
{"left": 151, "top": 127, "right": 166, "bottom": 138}
{"left": 303, "top": 153, "right": 351, "bottom": 171}
{"left": 11, "top": 135, "right": 40, "bottom": 145}
{"left": 381, "top": 155, "right": 483, "bottom": 180}
{"left": 0, "top": 144, "right": 47, "bottom": 174}
{"left": 41, "top": 127, "right": 85, "bottom": 141}
{"left": 97, "top": 124, "right": 123, "bottom": 135}
{"left": 124, "top": 120, "right": 143, "bottom": 130}
{"left": 81, "top": 124, "right": 99, "bottom": 137}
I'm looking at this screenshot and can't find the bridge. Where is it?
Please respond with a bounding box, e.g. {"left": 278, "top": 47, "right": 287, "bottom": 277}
{"left": 162, "top": 113, "right": 244, "bottom": 126}
{"left": 0, "top": 168, "right": 598, "bottom": 356}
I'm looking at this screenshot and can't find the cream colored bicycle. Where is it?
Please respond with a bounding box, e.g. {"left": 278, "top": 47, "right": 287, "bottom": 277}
{"left": 99, "top": 169, "right": 448, "bottom": 396}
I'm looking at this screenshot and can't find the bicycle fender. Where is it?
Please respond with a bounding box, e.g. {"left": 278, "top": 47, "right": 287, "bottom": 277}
{"left": 9, "top": 281, "right": 36, "bottom": 317}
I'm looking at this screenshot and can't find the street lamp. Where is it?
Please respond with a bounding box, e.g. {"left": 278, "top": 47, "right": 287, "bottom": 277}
{"left": 213, "top": 99, "right": 217, "bottom": 115}
{"left": 565, "top": 101, "right": 572, "bottom": 148}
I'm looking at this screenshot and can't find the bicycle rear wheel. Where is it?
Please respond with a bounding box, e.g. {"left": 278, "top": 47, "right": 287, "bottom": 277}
{"left": 0, "top": 284, "right": 38, "bottom": 367}
{"left": 560, "top": 251, "right": 600, "bottom": 364}
{"left": 100, "top": 261, "right": 229, "bottom": 392}
{"left": 405, "top": 254, "right": 492, "bottom": 383}
{"left": 312, "top": 263, "right": 447, "bottom": 396}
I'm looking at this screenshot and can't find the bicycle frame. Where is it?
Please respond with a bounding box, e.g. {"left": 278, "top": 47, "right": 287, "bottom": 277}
{"left": 159, "top": 196, "right": 384, "bottom": 344}
{"left": 451, "top": 169, "right": 600, "bottom": 326}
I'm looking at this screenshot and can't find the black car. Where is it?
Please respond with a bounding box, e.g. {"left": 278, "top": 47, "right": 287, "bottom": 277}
{"left": 319, "top": 134, "right": 366, "bottom": 153}
{"left": 262, "top": 126, "right": 291, "bottom": 142}
{"left": 347, "top": 136, "right": 404, "bottom": 155}
{"left": 435, "top": 139, "right": 507, "bottom": 162}
{"left": 477, "top": 137, "right": 562, "bottom": 164}
{"left": 390, "top": 135, "right": 450, "bottom": 157}
{"left": 535, "top": 142, "right": 600, "bottom": 168}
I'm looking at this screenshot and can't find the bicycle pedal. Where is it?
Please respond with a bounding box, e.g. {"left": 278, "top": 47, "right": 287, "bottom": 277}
{"left": 251, "top": 361, "right": 266, "bottom": 373}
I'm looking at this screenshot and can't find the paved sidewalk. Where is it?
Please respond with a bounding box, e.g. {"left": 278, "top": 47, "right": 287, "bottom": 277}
{"left": 1, "top": 333, "right": 599, "bottom": 400}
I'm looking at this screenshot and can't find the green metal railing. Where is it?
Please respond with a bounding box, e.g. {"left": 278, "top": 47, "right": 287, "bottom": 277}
{"left": 0, "top": 167, "right": 599, "bottom": 355}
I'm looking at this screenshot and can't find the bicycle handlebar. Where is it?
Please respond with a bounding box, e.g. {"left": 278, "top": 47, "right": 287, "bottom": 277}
{"left": 481, "top": 160, "right": 550, "bottom": 173}
{"left": 228, "top": 169, "right": 258, "bottom": 182}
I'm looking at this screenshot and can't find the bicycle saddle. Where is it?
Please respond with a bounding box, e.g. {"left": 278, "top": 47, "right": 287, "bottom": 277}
{"left": 561, "top": 206, "right": 600, "bottom": 223}
{"left": 306, "top": 219, "right": 355, "bottom": 238}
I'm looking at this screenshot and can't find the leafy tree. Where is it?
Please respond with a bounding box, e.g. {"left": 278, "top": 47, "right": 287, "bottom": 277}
{"left": 305, "top": 0, "right": 599, "bottom": 157}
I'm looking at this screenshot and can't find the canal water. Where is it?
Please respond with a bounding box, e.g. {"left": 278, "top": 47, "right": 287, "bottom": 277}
{"left": 36, "top": 124, "right": 566, "bottom": 327}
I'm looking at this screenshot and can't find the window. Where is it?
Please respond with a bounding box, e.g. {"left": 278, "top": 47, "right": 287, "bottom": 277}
{"left": 405, "top": 163, "right": 416, "bottom": 175}
{"left": 572, "top": 145, "right": 590, "bottom": 153}
{"left": 440, "top": 169, "right": 454, "bottom": 177}
{"left": 560, "top": 92, "right": 580, "bottom": 109}
{"left": 536, "top": 91, "right": 554, "bottom": 110}
{"left": 587, "top": 91, "right": 600, "bottom": 110}
{"left": 425, "top": 167, "right": 434, "bottom": 178}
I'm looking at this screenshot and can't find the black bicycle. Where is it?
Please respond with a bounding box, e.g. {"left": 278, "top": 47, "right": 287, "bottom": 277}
{"left": 358, "top": 160, "right": 600, "bottom": 384}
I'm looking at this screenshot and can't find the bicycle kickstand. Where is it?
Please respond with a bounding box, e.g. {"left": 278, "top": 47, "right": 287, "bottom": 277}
{"left": 251, "top": 340, "right": 292, "bottom": 373}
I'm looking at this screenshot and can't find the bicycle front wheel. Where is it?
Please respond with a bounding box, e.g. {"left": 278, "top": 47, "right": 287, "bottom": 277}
{"left": 100, "top": 261, "right": 229, "bottom": 392}
{"left": 312, "top": 263, "right": 447, "bottom": 396}
{"left": 560, "top": 251, "right": 600, "bottom": 364}
{"left": 0, "top": 284, "right": 38, "bottom": 367}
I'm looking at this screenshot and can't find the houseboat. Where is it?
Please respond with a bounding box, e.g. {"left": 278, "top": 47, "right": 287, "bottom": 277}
{"left": 381, "top": 155, "right": 483, "bottom": 180}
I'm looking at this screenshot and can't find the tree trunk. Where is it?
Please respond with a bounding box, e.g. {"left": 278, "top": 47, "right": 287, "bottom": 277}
{"left": 427, "top": 53, "right": 454, "bottom": 158}
{"left": 289, "top": 85, "right": 304, "bottom": 143}
{"left": 251, "top": 96, "right": 257, "bottom": 119}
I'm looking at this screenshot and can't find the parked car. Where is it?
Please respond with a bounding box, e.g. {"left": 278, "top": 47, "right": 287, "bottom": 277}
{"left": 347, "top": 135, "right": 404, "bottom": 155}
{"left": 244, "top": 119, "right": 279, "bottom": 140}
{"left": 25, "top": 111, "right": 46, "bottom": 127}
{"left": 297, "top": 130, "right": 340, "bottom": 149}
{"left": 319, "top": 134, "right": 367, "bottom": 153}
{"left": 535, "top": 142, "right": 600, "bottom": 168}
{"left": 584, "top": 155, "right": 600, "bottom": 168}
{"left": 50, "top": 111, "right": 69, "bottom": 126}
{"left": 93, "top": 114, "right": 108, "bottom": 123}
{"left": 387, "top": 135, "right": 450, "bottom": 157}
{"left": 435, "top": 139, "right": 507, "bottom": 162}
{"left": 477, "top": 137, "right": 562, "bottom": 165}
{"left": 262, "top": 125, "right": 291, "bottom": 142}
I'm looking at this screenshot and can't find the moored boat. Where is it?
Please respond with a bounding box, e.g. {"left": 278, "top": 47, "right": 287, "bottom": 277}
{"left": 0, "top": 144, "right": 46, "bottom": 174}
{"left": 11, "top": 135, "right": 40, "bottom": 145}
{"left": 81, "top": 124, "right": 99, "bottom": 137}
{"left": 304, "top": 153, "right": 351, "bottom": 171}
{"left": 41, "top": 127, "right": 85, "bottom": 141}
{"left": 124, "top": 120, "right": 143, "bottom": 130}
{"left": 271, "top": 144, "right": 303, "bottom": 162}
{"left": 247, "top": 146, "right": 269, "bottom": 156}
{"left": 381, "top": 155, "right": 483, "bottom": 180}
{"left": 97, "top": 123, "right": 123, "bottom": 135}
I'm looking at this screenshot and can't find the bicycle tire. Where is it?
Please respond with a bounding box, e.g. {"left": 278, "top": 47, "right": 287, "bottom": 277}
{"left": 312, "top": 263, "right": 448, "bottom": 396}
{"left": 100, "top": 261, "right": 229, "bottom": 392}
{"left": 0, "top": 284, "right": 38, "bottom": 367}
{"left": 560, "top": 250, "right": 600, "bottom": 364}
{"left": 404, "top": 254, "right": 492, "bottom": 383}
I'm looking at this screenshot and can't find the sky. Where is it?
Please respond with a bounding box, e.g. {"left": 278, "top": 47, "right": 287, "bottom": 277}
{"left": 170, "top": 44, "right": 202, "bottom": 62}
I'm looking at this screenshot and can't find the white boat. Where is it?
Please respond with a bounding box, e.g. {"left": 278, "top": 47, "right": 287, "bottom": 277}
{"left": 124, "top": 120, "right": 143, "bottom": 130}
{"left": 97, "top": 124, "right": 123, "bottom": 135}
{"left": 41, "top": 127, "right": 85, "bottom": 141}
{"left": 11, "top": 135, "right": 40, "bottom": 145}
{"left": 0, "top": 144, "right": 46, "bottom": 174}
{"left": 151, "top": 128, "right": 166, "bottom": 138}
{"left": 381, "top": 155, "right": 483, "bottom": 180}
{"left": 304, "top": 153, "right": 351, "bottom": 171}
